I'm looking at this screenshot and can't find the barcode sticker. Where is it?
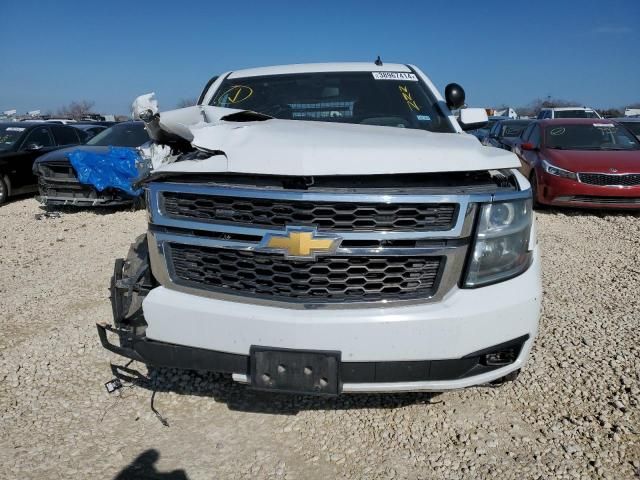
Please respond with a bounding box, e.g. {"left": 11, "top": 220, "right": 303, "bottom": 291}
{"left": 372, "top": 72, "right": 418, "bottom": 81}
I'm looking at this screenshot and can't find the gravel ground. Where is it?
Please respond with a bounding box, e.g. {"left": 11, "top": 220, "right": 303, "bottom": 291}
{"left": 0, "top": 197, "right": 638, "bottom": 479}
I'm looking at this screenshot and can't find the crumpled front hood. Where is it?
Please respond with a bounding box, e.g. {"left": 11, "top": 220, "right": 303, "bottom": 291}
{"left": 154, "top": 119, "right": 520, "bottom": 176}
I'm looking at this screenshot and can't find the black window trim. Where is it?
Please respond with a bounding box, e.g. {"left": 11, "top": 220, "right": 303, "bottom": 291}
{"left": 530, "top": 124, "right": 541, "bottom": 147}
{"left": 19, "top": 125, "right": 54, "bottom": 150}
{"left": 521, "top": 123, "right": 534, "bottom": 142}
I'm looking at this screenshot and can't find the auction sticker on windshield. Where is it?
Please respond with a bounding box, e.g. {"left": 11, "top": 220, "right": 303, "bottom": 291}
{"left": 372, "top": 72, "right": 418, "bottom": 81}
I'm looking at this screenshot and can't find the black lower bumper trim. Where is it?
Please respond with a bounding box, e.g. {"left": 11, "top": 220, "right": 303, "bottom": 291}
{"left": 97, "top": 323, "right": 248, "bottom": 374}
{"left": 98, "top": 323, "right": 529, "bottom": 384}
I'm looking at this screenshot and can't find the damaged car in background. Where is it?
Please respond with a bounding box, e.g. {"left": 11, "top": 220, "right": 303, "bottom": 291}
{"left": 0, "top": 122, "right": 84, "bottom": 205}
{"left": 99, "top": 62, "right": 541, "bottom": 396}
{"left": 33, "top": 121, "right": 150, "bottom": 207}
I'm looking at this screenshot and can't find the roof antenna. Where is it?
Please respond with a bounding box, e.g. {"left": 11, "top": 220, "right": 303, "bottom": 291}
{"left": 375, "top": 55, "right": 383, "bottom": 66}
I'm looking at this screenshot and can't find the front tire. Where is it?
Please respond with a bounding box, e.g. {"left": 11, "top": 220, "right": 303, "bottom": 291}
{"left": 529, "top": 171, "right": 544, "bottom": 209}
{"left": 0, "top": 176, "right": 8, "bottom": 205}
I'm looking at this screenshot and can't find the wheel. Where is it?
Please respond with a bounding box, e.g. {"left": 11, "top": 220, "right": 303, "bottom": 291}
{"left": 529, "top": 171, "right": 544, "bottom": 209}
{"left": 0, "top": 177, "right": 8, "bottom": 205}
{"left": 490, "top": 369, "right": 521, "bottom": 385}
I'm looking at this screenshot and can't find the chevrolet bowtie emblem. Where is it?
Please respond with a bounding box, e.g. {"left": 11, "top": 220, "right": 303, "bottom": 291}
{"left": 260, "top": 227, "right": 341, "bottom": 259}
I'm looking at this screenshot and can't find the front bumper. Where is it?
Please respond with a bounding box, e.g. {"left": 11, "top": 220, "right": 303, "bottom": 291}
{"left": 35, "top": 162, "right": 134, "bottom": 207}
{"left": 539, "top": 172, "right": 640, "bottom": 209}
{"left": 98, "top": 322, "right": 530, "bottom": 393}
{"left": 102, "top": 246, "right": 541, "bottom": 393}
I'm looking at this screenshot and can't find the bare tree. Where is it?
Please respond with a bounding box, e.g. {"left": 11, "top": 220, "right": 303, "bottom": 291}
{"left": 600, "top": 108, "right": 623, "bottom": 118}
{"left": 532, "top": 97, "right": 580, "bottom": 111}
{"left": 56, "top": 100, "right": 96, "bottom": 119}
{"left": 176, "top": 98, "right": 198, "bottom": 108}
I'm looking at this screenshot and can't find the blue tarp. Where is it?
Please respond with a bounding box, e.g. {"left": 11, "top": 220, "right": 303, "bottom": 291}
{"left": 68, "top": 147, "right": 142, "bottom": 197}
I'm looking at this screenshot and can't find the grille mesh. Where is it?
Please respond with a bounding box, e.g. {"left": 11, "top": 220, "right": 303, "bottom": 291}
{"left": 168, "top": 243, "right": 443, "bottom": 303}
{"left": 579, "top": 173, "right": 640, "bottom": 187}
{"left": 161, "top": 192, "right": 457, "bottom": 231}
{"left": 568, "top": 195, "right": 640, "bottom": 205}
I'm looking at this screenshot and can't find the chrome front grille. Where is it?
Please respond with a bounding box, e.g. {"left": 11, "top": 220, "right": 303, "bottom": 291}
{"left": 161, "top": 191, "right": 458, "bottom": 231}
{"left": 578, "top": 172, "right": 640, "bottom": 187}
{"left": 145, "top": 181, "right": 498, "bottom": 308}
{"left": 168, "top": 243, "right": 444, "bottom": 303}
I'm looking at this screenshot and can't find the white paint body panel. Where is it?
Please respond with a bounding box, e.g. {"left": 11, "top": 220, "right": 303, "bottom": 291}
{"left": 143, "top": 248, "right": 540, "bottom": 376}
{"left": 226, "top": 62, "right": 413, "bottom": 78}
{"left": 154, "top": 118, "right": 519, "bottom": 176}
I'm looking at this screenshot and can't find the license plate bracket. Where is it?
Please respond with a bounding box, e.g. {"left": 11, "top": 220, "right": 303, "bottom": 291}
{"left": 249, "top": 346, "right": 341, "bottom": 396}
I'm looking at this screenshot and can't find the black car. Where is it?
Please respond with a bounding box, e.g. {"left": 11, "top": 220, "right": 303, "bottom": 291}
{"left": 33, "top": 121, "right": 149, "bottom": 207}
{"left": 72, "top": 124, "right": 108, "bottom": 142}
{"left": 469, "top": 116, "right": 508, "bottom": 142}
{"left": 0, "top": 122, "right": 84, "bottom": 204}
{"left": 482, "top": 119, "right": 532, "bottom": 151}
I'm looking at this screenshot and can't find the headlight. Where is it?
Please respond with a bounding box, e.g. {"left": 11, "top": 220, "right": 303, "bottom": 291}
{"left": 464, "top": 199, "right": 533, "bottom": 287}
{"left": 542, "top": 159, "right": 577, "bottom": 180}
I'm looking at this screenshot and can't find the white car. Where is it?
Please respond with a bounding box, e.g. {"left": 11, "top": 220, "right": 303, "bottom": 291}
{"left": 537, "top": 107, "right": 601, "bottom": 119}
{"left": 99, "top": 62, "right": 541, "bottom": 395}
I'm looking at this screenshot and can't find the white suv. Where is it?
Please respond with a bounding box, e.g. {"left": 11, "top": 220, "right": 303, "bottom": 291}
{"left": 537, "top": 107, "right": 601, "bottom": 119}
{"left": 99, "top": 62, "right": 541, "bottom": 395}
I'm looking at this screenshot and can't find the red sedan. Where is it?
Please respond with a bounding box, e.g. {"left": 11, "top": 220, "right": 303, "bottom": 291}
{"left": 514, "top": 119, "right": 640, "bottom": 209}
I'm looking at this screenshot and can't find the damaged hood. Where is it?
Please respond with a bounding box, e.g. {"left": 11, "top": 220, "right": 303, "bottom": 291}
{"left": 33, "top": 146, "right": 116, "bottom": 166}
{"left": 155, "top": 119, "right": 520, "bottom": 176}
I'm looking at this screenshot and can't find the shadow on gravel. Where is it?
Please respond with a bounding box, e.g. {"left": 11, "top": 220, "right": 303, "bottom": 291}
{"left": 111, "top": 363, "right": 441, "bottom": 415}
{"left": 114, "top": 449, "right": 189, "bottom": 480}
{"left": 37, "top": 203, "right": 140, "bottom": 216}
{"left": 2, "top": 192, "right": 37, "bottom": 205}
{"left": 535, "top": 206, "right": 640, "bottom": 219}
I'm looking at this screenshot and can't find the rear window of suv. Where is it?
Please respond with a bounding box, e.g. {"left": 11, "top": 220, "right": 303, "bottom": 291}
{"left": 211, "top": 72, "right": 455, "bottom": 133}
{"left": 554, "top": 110, "right": 599, "bottom": 119}
{"left": 86, "top": 122, "right": 149, "bottom": 147}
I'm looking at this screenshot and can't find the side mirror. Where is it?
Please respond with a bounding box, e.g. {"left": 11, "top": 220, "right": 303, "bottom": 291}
{"left": 25, "top": 143, "right": 43, "bottom": 151}
{"left": 521, "top": 142, "right": 537, "bottom": 151}
{"left": 445, "top": 83, "right": 466, "bottom": 110}
{"left": 458, "top": 108, "right": 488, "bottom": 131}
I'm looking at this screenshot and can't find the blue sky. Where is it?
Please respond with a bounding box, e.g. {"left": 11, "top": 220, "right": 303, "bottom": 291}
{"left": 1, "top": 0, "right": 638, "bottom": 115}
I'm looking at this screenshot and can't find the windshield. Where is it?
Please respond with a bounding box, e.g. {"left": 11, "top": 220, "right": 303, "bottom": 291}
{"left": 210, "top": 72, "right": 455, "bottom": 133}
{"left": 500, "top": 121, "right": 529, "bottom": 138}
{"left": 545, "top": 123, "right": 640, "bottom": 150}
{"left": 0, "top": 125, "right": 26, "bottom": 151}
{"left": 86, "top": 122, "right": 149, "bottom": 147}
{"left": 554, "top": 110, "right": 599, "bottom": 119}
